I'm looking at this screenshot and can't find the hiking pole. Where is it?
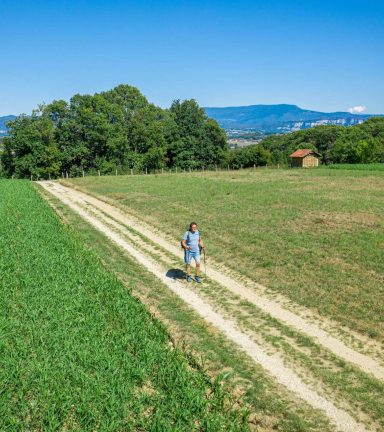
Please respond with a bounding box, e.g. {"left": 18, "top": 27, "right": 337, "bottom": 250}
{"left": 186, "top": 248, "right": 190, "bottom": 281}
{"left": 203, "top": 248, "right": 207, "bottom": 278}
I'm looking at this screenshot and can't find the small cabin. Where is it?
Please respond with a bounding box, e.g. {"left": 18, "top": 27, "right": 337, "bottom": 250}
{"left": 289, "top": 149, "right": 321, "bottom": 167}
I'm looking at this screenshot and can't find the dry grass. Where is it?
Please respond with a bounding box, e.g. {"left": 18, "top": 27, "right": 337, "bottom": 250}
{"left": 63, "top": 168, "right": 384, "bottom": 342}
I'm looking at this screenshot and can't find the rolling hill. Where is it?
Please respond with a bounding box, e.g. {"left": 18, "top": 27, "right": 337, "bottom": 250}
{"left": 204, "top": 104, "right": 381, "bottom": 133}
{"left": 0, "top": 115, "right": 16, "bottom": 137}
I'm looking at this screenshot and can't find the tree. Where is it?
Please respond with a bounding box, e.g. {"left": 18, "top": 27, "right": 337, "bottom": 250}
{"left": 1, "top": 85, "right": 230, "bottom": 177}
{"left": 168, "top": 99, "right": 228, "bottom": 168}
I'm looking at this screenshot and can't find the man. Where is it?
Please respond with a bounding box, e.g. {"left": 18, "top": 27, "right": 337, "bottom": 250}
{"left": 181, "top": 222, "right": 205, "bottom": 283}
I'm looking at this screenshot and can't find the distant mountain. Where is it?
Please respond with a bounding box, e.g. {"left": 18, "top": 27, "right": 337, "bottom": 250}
{"left": 0, "top": 115, "right": 16, "bottom": 137}
{"left": 204, "top": 104, "right": 382, "bottom": 134}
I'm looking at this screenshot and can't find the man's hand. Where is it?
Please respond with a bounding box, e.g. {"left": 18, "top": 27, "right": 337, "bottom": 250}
{"left": 187, "top": 246, "right": 192, "bottom": 251}
{"left": 201, "top": 246, "right": 206, "bottom": 251}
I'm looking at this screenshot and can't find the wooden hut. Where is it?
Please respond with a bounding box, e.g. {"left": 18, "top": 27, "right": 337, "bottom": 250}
{"left": 289, "top": 149, "right": 321, "bottom": 167}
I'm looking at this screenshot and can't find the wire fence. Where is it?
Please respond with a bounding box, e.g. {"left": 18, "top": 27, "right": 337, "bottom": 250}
{"left": 29, "top": 163, "right": 291, "bottom": 181}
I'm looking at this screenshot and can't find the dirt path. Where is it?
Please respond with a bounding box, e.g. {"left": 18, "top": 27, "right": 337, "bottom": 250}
{"left": 38, "top": 180, "right": 379, "bottom": 432}
{"left": 44, "top": 181, "right": 383, "bottom": 380}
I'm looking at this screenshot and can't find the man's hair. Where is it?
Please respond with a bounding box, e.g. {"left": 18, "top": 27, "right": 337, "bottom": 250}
{"left": 189, "top": 222, "right": 197, "bottom": 229}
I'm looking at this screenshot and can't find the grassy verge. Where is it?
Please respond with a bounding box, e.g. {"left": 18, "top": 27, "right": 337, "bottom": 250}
{"left": 38, "top": 184, "right": 337, "bottom": 432}
{"left": 62, "top": 168, "right": 384, "bottom": 342}
{"left": 324, "top": 163, "right": 384, "bottom": 171}
{"left": 0, "top": 180, "right": 251, "bottom": 431}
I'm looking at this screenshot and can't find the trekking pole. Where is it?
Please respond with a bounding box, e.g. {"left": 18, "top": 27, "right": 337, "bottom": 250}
{"left": 205, "top": 249, "right": 207, "bottom": 277}
{"left": 186, "top": 248, "right": 190, "bottom": 281}
{"left": 203, "top": 248, "right": 207, "bottom": 278}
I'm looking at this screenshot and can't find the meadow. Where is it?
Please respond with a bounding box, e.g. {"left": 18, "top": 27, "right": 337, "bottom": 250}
{"left": 325, "top": 163, "right": 384, "bottom": 171}
{"left": 63, "top": 167, "right": 384, "bottom": 342}
{"left": 0, "top": 180, "right": 247, "bottom": 431}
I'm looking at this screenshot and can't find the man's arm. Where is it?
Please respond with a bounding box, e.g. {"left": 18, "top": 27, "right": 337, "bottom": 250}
{"left": 181, "top": 239, "right": 191, "bottom": 250}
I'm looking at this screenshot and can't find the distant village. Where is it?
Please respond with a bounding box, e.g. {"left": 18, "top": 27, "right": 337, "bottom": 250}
{"left": 227, "top": 138, "right": 262, "bottom": 149}
{"left": 226, "top": 128, "right": 272, "bottom": 149}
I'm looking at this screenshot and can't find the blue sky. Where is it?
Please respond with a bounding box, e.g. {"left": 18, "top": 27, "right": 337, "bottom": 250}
{"left": 1, "top": 0, "right": 383, "bottom": 116}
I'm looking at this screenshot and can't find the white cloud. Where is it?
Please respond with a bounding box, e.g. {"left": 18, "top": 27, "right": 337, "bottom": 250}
{"left": 348, "top": 106, "right": 366, "bottom": 114}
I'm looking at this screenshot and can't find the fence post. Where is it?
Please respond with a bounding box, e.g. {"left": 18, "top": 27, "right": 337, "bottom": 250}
{"left": 146, "top": 167, "right": 148, "bottom": 175}
{"left": 227, "top": 165, "right": 229, "bottom": 171}
{"left": 31, "top": 174, "right": 33, "bottom": 181}
{"left": 203, "top": 166, "right": 204, "bottom": 172}
{"left": 161, "top": 168, "right": 163, "bottom": 174}
{"left": 215, "top": 165, "right": 217, "bottom": 172}
{"left": 49, "top": 173, "right": 51, "bottom": 180}
{"left": 254, "top": 164, "right": 256, "bottom": 171}
{"left": 62, "top": 172, "right": 64, "bottom": 178}
{"left": 266, "top": 164, "right": 268, "bottom": 169}
{"left": 176, "top": 167, "right": 178, "bottom": 173}
{"left": 184, "top": 168, "right": 186, "bottom": 173}
{"left": 116, "top": 169, "right": 117, "bottom": 176}
{"left": 278, "top": 163, "right": 279, "bottom": 169}
{"left": 66, "top": 171, "right": 69, "bottom": 179}
{"left": 37, "top": 175, "right": 39, "bottom": 181}
{"left": 189, "top": 166, "right": 191, "bottom": 172}
{"left": 83, "top": 170, "right": 85, "bottom": 177}
{"left": 12, "top": 175, "right": 14, "bottom": 180}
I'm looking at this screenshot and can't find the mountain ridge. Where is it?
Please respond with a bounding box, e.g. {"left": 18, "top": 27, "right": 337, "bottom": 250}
{"left": 203, "top": 104, "right": 382, "bottom": 133}
{"left": 0, "top": 115, "right": 16, "bottom": 137}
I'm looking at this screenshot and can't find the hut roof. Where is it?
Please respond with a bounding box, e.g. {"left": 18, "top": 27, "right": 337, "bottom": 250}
{"left": 289, "top": 149, "right": 321, "bottom": 158}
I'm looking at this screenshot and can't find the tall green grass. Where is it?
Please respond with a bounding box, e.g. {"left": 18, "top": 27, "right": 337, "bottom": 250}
{"left": 325, "top": 163, "right": 384, "bottom": 171}
{"left": 0, "top": 180, "right": 247, "bottom": 431}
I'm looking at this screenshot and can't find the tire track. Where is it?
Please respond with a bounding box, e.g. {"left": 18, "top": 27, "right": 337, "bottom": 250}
{"left": 44, "top": 181, "right": 384, "bottom": 381}
{"left": 39, "top": 181, "right": 372, "bottom": 432}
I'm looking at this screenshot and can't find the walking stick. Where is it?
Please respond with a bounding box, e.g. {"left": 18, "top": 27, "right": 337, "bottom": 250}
{"left": 204, "top": 248, "right": 207, "bottom": 278}
{"left": 186, "top": 248, "right": 190, "bottom": 280}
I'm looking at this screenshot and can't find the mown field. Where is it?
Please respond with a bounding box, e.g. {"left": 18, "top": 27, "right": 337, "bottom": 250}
{"left": 63, "top": 168, "right": 384, "bottom": 342}
{"left": 0, "top": 180, "right": 247, "bottom": 431}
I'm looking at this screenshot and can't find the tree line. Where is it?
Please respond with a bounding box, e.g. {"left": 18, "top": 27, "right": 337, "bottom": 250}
{"left": 231, "top": 117, "right": 384, "bottom": 167}
{"left": 0, "top": 85, "right": 232, "bottom": 179}
{"left": 2, "top": 85, "right": 384, "bottom": 178}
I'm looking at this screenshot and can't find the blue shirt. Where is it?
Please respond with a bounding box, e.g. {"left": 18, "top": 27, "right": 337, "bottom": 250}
{"left": 183, "top": 229, "right": 200, "bottom": 253}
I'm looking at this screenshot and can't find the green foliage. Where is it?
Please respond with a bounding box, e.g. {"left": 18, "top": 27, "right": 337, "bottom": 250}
{"left": 0, "top": 180, "right": 248, "bottom": 430}
{"left": 225, "top": 144, "right": 271, "bottom": 168}
{"left": 168, "top": 100, "right": 228, "bottom": 169}
{"left": 330, "top": 138, "right": 384, "bottom": 164}
{"left": 1, "top": 86, "right": 228, "bottom": 178}
{"left": 235, "top": 117, "right": 384, "bottom": 166}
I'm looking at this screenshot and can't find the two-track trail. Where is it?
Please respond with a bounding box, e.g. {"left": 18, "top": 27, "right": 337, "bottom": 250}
{"left": 39, "top": 181, "right": 383, "bottom": 432}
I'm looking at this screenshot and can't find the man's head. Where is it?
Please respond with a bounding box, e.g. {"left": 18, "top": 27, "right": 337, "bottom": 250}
{"left": 189, "top": 222, "right": 197, "bottom": 233}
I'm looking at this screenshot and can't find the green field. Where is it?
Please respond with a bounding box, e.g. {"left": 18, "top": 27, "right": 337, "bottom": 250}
{"left": 0, "top": 180, "right": 247, "bottom": 431}
{"left": 325, "top": 163, "right": 384, "bottom": 171}
{"left": 63, "top": 168, "right": 384, "bottom": 342}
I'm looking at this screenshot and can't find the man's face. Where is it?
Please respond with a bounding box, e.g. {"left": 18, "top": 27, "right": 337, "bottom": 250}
{"left": 191, "top": 224, "right": 197, "bottom": 233}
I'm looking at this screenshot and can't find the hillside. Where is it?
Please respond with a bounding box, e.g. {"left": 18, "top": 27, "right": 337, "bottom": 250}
{"left": 204, "top": 104, "right": 381, "bottom": 133}
{"left": 0, "top": 115, "right": 16, "bottom": 137}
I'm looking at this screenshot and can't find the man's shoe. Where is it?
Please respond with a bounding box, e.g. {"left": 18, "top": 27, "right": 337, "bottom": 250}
{"left": 195, "top": 276, "right": 202, "bottom": 283}
{"left": 186, "top": 276, "right": 192, "bottom": 282}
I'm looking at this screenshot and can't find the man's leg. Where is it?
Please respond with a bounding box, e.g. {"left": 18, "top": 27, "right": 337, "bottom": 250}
{"left": 186, "top": 264, "right": 191, "bottom": 276}
{"left": 196, "top": 262, "right": 200, "bottom": 276}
